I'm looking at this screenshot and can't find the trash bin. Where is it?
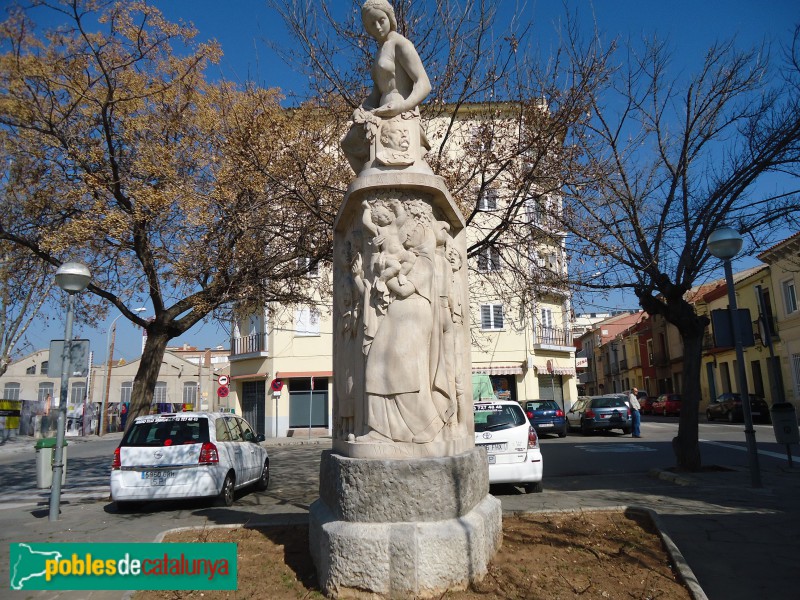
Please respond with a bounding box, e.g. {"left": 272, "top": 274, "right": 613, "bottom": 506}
{"left": 771, "top": 403, "right": 800, "bottom": 445}
{"left": 35, "top": 437, "right": 68, "bottom": 489}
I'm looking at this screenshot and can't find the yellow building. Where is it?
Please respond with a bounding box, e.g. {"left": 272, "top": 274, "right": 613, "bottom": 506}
{"left": 227, "top": 109, "right": 578, "bottom": 437}
{"left": 757, "top": 233, "right": 800, "bottom": 409}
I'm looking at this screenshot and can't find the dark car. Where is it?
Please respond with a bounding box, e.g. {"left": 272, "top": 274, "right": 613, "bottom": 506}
{"left": 566, "top": 395, "right": 631, "bottom": 435}
{"left": 706, "top": 393, "right": 770, "bottom": 423}
{"left": 524, "top": 400, "right": 567, "bottom": 438}
{"left": 652, "top": 393, "right": 682, "bottom": 417}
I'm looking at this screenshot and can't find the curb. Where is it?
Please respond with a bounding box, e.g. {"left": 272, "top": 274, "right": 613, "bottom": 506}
{"left": 649, "top": 468, "right": 695, "bottom": 486}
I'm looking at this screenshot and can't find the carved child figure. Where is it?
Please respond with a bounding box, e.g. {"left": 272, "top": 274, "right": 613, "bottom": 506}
{"left": 361, "top": 197, "right": 416, "bottom": 298}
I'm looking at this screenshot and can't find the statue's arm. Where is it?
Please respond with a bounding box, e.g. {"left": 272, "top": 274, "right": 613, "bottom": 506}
{"left": 396, "top": 39, "right": 431, "bottom": 110}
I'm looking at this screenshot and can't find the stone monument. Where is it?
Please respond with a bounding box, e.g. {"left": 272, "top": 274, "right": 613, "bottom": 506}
{"left": 309, "top": 1, "right": 502, "bottom": 597}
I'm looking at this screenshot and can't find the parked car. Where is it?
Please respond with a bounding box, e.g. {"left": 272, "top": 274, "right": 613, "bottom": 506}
{"left": 652, "top": 393, "right": 682, "bottom": 417}
{"left": 639, "top": 395, "right": 657, "bottom": 415}
{"left": 566, "top": 395, "right": 631, "bottom": 435}
{"left": 524, "top": 400, "right": 567, "bottom": 438}
{"left": 110, "top": 412, "right": 269, "bottom": 510}
{"left": 706, "top": 393, "right": 771, "bottom": 423}
{"left": 474, "top": 400, "right": 543, "bottom": 493}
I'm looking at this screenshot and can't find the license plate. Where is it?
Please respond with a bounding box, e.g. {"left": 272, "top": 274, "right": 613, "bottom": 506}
{"left": 538, "top": 423, "right": 553, "bottom": 428}
{"left": 481, "top": 442, "right": 507, "bottom": 452}
{"left": 488, "top": 455, "right": 496, "bottom": 464}
{"left": 142, "top": 471, "right": 175, "bottom": 485}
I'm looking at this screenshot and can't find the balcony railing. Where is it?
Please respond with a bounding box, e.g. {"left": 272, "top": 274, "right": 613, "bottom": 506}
{"left": 534, "top": 326, "right": 573, "bottom": 348}
{"left": 231, "top": 333, "right": 268, "bottom": 356}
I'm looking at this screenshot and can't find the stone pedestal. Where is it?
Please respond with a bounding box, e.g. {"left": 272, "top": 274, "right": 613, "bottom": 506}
{"left": 309, "top": 449, "right": 502, "bottom": 598}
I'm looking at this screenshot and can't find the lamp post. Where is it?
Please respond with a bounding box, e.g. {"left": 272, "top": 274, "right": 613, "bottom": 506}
{"left": 707, "top": 227, "right": 762, "bottom": 488}
{"left": 50, "top": 261, "right": 91, "bottom": 521}
{"left": 100, "top": 308, "right": 146, "bottom": 435}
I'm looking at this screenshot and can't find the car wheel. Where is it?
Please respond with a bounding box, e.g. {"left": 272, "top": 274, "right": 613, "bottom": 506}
{"left": 622, "top": 427, "right": 631, "bottom": 435}
{"left": 727, "top": 410, "right": 735, "bottom": 423}
{"left": 218, "top": 472, "right": 235, "bottom": 507}
{"left": 580, "top": 419, "right": 591, "bottom": 435}
{"left": 524, "top": 481, "right": 543, "bottom": 493}
{"left": 255, "top": 460, "right": 270, "bottom": 491}
{"left": 706, "top": 410, "right": 713, "bottom": 422}
{"left": 558, "top": 426, "right": 567, "bottom": 438}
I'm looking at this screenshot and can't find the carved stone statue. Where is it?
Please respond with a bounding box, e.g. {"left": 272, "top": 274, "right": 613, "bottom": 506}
{"left": 314, "top": 4, "right": 501, "bottom": 596}
{"left": 341, "top": 0, "right": 432, "bottom": 174}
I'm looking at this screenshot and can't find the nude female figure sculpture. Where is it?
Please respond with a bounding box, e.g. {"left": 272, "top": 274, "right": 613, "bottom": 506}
{"left": 341, "top": 0, "right": 432, "bottom": 174}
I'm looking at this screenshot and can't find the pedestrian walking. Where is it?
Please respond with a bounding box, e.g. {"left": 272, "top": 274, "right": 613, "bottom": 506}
{"left": 628, "top": 388, "right": 642, "bottom": 437}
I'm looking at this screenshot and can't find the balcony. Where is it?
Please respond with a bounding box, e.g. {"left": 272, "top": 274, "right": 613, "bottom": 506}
{"left": 231, "top": 333, "right": 269, "bottom": 359}
{"left": 532, "top": 326, "right": 573, "bottom": 351}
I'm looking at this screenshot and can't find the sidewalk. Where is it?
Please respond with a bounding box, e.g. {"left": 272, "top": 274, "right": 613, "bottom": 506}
{"left": 3, "top": 434, "right": 798, "bottom": 600}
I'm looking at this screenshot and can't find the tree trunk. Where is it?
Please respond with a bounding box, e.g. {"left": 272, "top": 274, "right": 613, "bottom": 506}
{"left": 125, "top": 328, "right": 171, "bottom": 432}
{"left": 673, "top": 323, "right": 705, "bottom": 471}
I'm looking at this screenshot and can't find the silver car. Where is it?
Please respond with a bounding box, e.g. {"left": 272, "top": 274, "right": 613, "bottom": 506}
{"left": 110, "top": 412, "right": 269, "bottom": 510}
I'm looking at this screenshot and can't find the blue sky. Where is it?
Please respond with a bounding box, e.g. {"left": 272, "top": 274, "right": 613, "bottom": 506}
{"left": 17, "top": 0, "right": 799, "bottom": 361}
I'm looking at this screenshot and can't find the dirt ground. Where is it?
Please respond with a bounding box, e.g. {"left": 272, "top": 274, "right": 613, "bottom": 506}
{"left": 134, "top": 510, "right": 692, "bottom": 600}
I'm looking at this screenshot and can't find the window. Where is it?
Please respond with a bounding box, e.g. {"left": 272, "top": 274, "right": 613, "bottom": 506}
{"left": 478, "top": 188, "right": 498, "bottom": 211}
{"left": 153, "top": 381, "right": 167, "bottom": 404}
{"left": 480, "top": 304, "right": 504, "bottom": 330}
{"left": 183, "top": 381, "right": 198, "bottom": 406}
{"left": 38, "top": 382, "right": 54, "bottom": 402}
{"left": 41, "top": 361, "right": 49, "bottom": 376}
{"left": 298, "top": 257, "right": 319, "bottom": 276}
{"left": 69, "top": 382, "right": 86, "bottom": 404}
{"left": 120, "top": 381, "right": 133, "bottom": 404}
{"left": 477, "top": 246, "right": 501, "bottom": 271}
{"left": 26, "top": 365, "right": 36, "bottom": 375}
{"left": 783, "top": 280, "right": 798, "bottom": 315}
{"left": 3, "top": 383, "right": 20, "bottom": 401}
{"left": 541, "top": 308, "right": 554, "bottom": 329}
{"left": 295, "top": 306, "right": 321, "bottom": 337}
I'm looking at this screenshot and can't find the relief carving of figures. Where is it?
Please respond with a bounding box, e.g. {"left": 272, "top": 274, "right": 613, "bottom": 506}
{"left": 341, "top": 0, "right": 431, "bottom": 174}
{"left": 344, "top": 193, "right": 455, "bottom": 444}
{"left": 333, "top": 233, "right": 365, "bottom": 438}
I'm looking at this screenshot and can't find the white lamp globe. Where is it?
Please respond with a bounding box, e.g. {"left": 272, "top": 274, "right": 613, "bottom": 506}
{"left": 55, "top": 262, "right": 91, "bottom": 293}
{"left": 707, "top": 227, "right": 743, "bottom": 260}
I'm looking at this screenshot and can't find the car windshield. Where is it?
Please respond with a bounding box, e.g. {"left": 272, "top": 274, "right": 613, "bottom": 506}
{"left": 527, "top": 401, "right": 559, "bottom": 411}
{"left": 474, "top": 403, "right": 527, "bottom": 432}
{"left": 592, "top": 397, "right": 627, "bottom": 409}
{"left": 669, "top": 395, "right": 683, "bottom": 402}
{"left": 121, "top": 415, "right": 210, "bottom": 447}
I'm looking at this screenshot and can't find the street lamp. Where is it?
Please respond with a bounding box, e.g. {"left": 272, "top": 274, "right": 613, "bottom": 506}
{"left": 100, "top": 308, "right": 146, "bottom": 435}
{"left": 50, "top": 261, "right": 91, "bottom": 521}
{"left": 707, "top": 227, "right": 762, "bottom": 488}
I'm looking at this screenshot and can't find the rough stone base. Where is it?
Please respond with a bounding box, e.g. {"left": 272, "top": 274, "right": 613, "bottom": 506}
{"left": 309, "top": 449, "right": 502, "bottom": 598}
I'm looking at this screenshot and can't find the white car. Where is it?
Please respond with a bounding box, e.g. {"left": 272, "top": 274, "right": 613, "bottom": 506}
{"left": 110, "top": 412, "right": 269, "bottom": 509}
{"left": 474, "top": 400, "right": 543, "bottom": 493}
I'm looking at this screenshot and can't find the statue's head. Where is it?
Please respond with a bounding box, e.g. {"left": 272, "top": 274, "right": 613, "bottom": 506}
{"left": 361, "top": 0, "right": 397, "bottom": 33}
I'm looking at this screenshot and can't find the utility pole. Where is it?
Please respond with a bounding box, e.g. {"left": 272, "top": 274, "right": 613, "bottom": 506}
{"left": 100, "top": 324, "right": 117, "bottom": 435}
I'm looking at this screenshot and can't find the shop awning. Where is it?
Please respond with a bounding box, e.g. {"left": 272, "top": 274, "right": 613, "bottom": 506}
{"left": 471, "top": 365, "right": 524, "bottom": 376}
{"left": 534, "top": 362, "right": 576, "bottom": 377}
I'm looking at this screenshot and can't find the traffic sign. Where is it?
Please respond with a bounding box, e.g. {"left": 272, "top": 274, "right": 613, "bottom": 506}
{"left": 217, "top": 385, "right": 229, "bottom": 398}
{"left": 218, "top": 375, "right": 229, "bottom": 386}
{"left": 271, "top": 378, "right": 284, "bottom": 392}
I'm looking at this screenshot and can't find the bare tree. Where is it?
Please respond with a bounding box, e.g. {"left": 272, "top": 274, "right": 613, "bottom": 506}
{"left": 559, "top": 28, "right": 800, "bottom": 469}
{"left": 0, "top": 248, "right": 54, "bottom": 377}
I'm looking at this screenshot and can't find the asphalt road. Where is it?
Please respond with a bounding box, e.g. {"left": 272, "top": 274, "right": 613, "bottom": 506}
{"left": 0, "top": 417, "right": 790, "bottom": 512}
